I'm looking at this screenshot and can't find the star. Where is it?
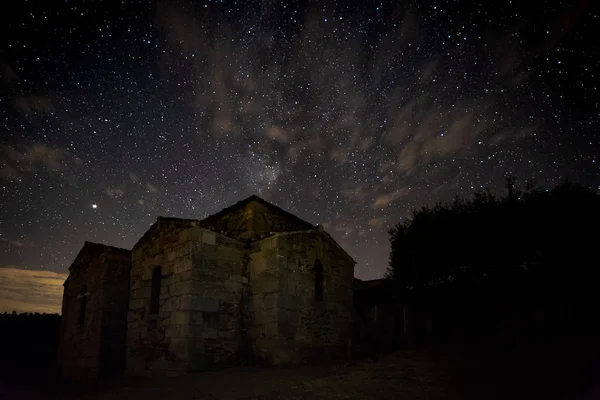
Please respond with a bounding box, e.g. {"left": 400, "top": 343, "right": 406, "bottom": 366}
{"left": 0, "top": 0, "right": 596, "bottom": 284}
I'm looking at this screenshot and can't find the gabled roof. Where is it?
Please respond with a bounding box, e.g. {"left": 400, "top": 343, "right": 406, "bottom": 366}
{"left": 201, "top": 194, "right": 316, "bottom": 231}
{"left": 201, "top": 195, "right": 355, "bottom": 264}
{"left": 319, "top": 228, "right": 356, "bottom": 265}
{"left": 250, "top": 227, "right": 356, "bottom": 266}
{"left": 68, "top": 241, "right": 130, "bottom": 271}
{"left": 131, "top": 216, "right": 204, "bottom": 251}
{"left": 126, "top": 196, "right": 354, "bottom": 267}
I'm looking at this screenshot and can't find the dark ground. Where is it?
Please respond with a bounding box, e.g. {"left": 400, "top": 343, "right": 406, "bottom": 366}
{"left": 2, "top": 340, "right": 599, "bottom": 400}
{"left": 1, "top": 304, "right": 599, "bottom": 400}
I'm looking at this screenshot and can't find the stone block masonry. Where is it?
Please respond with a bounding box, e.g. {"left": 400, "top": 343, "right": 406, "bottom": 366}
{"left": 61, "top": 195, "right": 356, "bottom": 379}
{"left": 126, "top": 218, "right": 248, "bottom": 376}
{"left": 247, "top": 230, "right": 355, "bottom": 365}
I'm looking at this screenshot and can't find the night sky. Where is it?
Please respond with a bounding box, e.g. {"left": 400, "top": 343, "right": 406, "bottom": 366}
{"left": 0, "top": 0, "right": 598, "bottom": 311}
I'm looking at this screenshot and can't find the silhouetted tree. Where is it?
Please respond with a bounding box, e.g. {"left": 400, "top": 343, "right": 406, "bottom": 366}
{"left": 388, "top": 179, "right": 600, "bottom": 291}
{"left": 384, "top": 179, "right": 600, "bottom": 367}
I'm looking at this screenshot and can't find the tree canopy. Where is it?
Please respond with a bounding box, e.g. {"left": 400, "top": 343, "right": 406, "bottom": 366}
{"left": 388, "top": 180, "right": 600, "bottom": 291}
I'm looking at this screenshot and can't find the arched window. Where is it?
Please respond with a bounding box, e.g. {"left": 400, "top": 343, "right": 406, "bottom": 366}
{"left": 314, "top": 259, "right": 324, "bottom": 302}
{"left": 78, "top": 285, "right": 88, "bottom": 325}
{"left": 150, "top": 266, "right": 162, "bottom": 315}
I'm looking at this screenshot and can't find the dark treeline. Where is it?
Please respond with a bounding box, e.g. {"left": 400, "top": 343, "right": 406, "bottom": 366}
{"left": 388, "top": 179, "right": 600, "bottom": 289}
{"left": 385, "top": 179, "right": 600, "bottom": 399}
{"left": 0, "top": 312, "right": 61, "bottom": 386}
{"left": 385, "top": 179, "right": 600, "bottom": 341}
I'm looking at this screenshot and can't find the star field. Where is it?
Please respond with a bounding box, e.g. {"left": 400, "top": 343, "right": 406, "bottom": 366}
{"left": 1, "top": 0, "right": 598, "bottom": 281}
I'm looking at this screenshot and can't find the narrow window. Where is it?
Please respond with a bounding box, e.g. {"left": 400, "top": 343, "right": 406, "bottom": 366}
{"left": 314, "top": 259, "right": 324, "bottom": 302}
{"left": 150, "top": 266, "right": 162, "bottom": 315}
{"left": 78, "top": 285, "right": 88, "bottom": 325}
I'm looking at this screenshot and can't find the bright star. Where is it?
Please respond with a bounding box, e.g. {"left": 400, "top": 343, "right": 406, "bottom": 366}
{"left": 92, "top": 204, "right": 98, "bottom": 209}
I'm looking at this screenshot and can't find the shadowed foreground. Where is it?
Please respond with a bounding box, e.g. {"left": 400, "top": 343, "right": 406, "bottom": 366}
{"left": 69, "top": 351, "right": 454, "bottom": 400}
{"left": 65, "top": 339, "right": 600, "bottom": 400}
{"left": 3, "top": 342, "right": 599, "bottom": 400}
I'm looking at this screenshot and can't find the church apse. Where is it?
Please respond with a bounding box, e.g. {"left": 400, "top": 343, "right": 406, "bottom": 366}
{"left": 248, "top": 228, "right": 355, "bottom": 364}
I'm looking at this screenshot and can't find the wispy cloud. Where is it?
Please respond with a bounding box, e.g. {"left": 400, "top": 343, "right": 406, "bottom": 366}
{"left": 104, "top": 185, "right": 126, "bottom": 199}
{"left": 373, "top": 187, "right": 412, "bottom": 209}
{"left": 0, "top": 237, "right": 24, "bottom": 247}
{"left": 341, "top": 183, "right": 370, "bottom": 202}
{"left": 0, "top": 142, "right": 77, "bottom": 182}
{"left": 11, "top": 95, "right": 57, "bottom": 116}
{"left": 368, "top": 217, "right": 387, "bottom": 228}
{"left": 265, "top": 126, "right": 289, "bottom": 144}
{"left": 151, "top": 1, "right": 539, "bottom": 207}
{"left": 0, "top": 267, "right": 66, "bottom": 314}
{"left": 322, "top": 221, "right": 355, "bottom": 237}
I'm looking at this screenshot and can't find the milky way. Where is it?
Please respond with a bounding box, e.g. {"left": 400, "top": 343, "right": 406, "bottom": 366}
{"left": 1, "top": 1, "right": 598, "bottom": 281}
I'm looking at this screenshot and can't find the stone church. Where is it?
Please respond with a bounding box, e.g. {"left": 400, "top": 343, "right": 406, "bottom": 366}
{"left": 59, "top": 195, "right": 356, "bottom": 378}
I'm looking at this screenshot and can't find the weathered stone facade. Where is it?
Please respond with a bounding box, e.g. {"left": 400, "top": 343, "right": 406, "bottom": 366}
{"left": 60, "top": 195, "right": 355, "bottom": 378}
{"left": 59, "top": 242, "right": 130, "bottom": 379}
{"left": 127, "top": 217, "right": 248, "bottom": 375}
{"left": 248, "top": 230, "right": 354, "bottom": 364}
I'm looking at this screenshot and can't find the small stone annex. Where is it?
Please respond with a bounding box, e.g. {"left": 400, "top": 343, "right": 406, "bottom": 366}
{"left": 59, "top": 195, "right": 356, "bottom": 379}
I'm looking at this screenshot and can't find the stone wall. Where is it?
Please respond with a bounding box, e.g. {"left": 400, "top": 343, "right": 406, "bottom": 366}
{"left": 59, "top": 243, "right": 130, "bottom": 380}
{"left": 98, "top": 251, "right": 131, "bottom": 377}
{"left": 248, "top": 230, "right": 355, "bottom": 364}
{"left": 247, "top": 236, "right": 283, "bottom": 362}
{"left": 185, "top": 231, "right": 248, "bottom": 369}
{"left": 127, "top": 218, "right": 247, "bottom": 376}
